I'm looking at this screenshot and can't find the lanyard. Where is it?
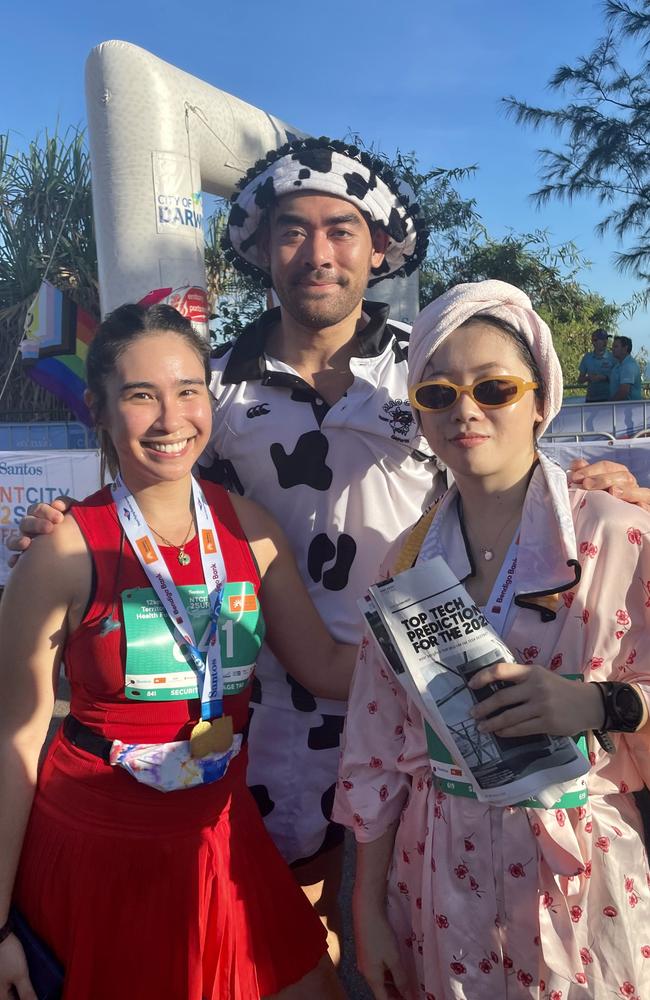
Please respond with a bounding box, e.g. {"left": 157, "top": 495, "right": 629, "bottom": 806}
{"left": 113, "top": 475, "right": 227, "bottom": 721}
{"left": 481, "top": 533, "right": 519, "bottom": 635}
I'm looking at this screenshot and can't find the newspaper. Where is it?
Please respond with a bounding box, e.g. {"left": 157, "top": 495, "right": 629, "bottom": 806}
{"left": 361, "top": 556, "right": 590, "bottom": 807}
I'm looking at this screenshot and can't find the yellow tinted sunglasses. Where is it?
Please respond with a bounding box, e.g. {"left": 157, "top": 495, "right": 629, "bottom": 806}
{"left": 409, "top": 375, "right": 538, "bottom": 413}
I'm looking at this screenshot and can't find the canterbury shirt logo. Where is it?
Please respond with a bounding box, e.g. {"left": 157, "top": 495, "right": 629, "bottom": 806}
{"left": 246, "top": 403, "right": 271, "bottom": 418}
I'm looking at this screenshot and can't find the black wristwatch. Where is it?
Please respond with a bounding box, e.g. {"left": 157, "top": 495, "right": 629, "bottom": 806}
{"left": 592, "top": 682, "right": 645, "bottom": 751}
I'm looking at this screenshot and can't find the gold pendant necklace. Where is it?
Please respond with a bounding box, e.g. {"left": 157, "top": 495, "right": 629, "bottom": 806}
{"left": 148, "top": 515, "right": 194, "bottom": 565}
{"left": 475, "top": 511, "right": 520, "bottom": 562}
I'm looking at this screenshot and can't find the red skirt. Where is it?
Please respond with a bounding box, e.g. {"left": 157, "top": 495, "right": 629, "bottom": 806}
{"left": 14, "top": 730, "right": 327, "bottom": 1000}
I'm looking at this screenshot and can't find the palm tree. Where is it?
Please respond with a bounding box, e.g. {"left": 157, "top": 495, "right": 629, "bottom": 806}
{"left": 204, "top": 201, "right": 266, "bottom": 344}
{"left": 0, "top": 127, "right": 98, "bottom": 420}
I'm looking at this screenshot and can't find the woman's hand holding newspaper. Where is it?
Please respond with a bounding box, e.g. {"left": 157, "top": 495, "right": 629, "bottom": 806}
{"left": 468, "top": 662, "right": 605, "bottom": 738}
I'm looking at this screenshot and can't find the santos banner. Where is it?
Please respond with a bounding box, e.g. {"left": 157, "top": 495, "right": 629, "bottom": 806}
{"left": 0, "top": 451, "right": 101, "bottom": 588}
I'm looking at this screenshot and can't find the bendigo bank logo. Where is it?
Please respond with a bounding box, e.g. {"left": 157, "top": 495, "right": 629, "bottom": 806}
{"left": 202, "top": 529, "right": 217, "bottom": 554}
{"left": 136, "top": 535, "right": 158, "bottom": 564}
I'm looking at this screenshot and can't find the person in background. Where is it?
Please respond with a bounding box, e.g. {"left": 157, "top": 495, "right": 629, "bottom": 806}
{"left": 578, "top": 328, "right": 614, "bottom": 402}
{"left": 610, "top": 335, "right": 644, "bottom": 401}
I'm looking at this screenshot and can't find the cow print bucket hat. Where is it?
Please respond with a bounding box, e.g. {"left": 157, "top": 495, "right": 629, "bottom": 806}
{"left": 222, "top": 137, "right": 429, "bottom": 286}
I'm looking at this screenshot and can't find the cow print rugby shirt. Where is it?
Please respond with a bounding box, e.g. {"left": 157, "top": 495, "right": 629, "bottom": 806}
{"left": 200, "top": 300, "right": 443, "bottom": 714}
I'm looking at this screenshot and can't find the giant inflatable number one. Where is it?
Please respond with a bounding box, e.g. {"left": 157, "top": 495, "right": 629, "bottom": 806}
{"left": 85, "top": 40, "right": 419, "bottom": 330}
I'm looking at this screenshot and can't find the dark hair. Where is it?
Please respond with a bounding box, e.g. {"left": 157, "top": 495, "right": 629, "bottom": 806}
{"left": 613, "top": 334, "right": 633, "bottom": 354}
{"left": 458, "top": 314, "right": 547, "bottom": 408}
{"left": 86, "top": 303, "right": 211, "bottom": 480}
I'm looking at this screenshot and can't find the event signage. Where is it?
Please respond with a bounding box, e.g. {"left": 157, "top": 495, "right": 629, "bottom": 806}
{"left": 0, "top": 450, "right": 101, "bottom": 587}
{"left": 153, "top": 151, "right": 204, "bottom": 237}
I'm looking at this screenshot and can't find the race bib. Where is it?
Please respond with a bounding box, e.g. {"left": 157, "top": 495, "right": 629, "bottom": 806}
{"left": 122, "top": 582, "right": 265, "bottom": 701}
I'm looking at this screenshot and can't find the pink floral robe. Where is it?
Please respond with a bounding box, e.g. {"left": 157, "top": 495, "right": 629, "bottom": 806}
{"left": 335, "top": 456, "right": 650, "bottom": 999}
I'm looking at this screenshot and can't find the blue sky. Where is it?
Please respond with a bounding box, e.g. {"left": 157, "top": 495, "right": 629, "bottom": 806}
{"left": 3, "top": 0, "right": 649, "bottom": 351}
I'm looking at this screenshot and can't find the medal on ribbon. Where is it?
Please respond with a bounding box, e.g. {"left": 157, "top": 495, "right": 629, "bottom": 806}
{"left": 113, "top": 475, "right": 233, "bottom": 761}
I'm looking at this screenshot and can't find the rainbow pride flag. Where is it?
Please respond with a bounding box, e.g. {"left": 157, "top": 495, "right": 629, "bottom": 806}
{"left": 21, "top": 281, "right": 97, "bottom": 425}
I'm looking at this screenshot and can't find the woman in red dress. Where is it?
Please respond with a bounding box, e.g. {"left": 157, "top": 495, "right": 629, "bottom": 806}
{"left": 0, "top": 304, "right": 349, "bottom": 999}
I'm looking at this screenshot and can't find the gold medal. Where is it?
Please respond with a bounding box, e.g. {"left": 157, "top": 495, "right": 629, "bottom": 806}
{"left": 190, "top": 716, "right": 233, "bottom": 758}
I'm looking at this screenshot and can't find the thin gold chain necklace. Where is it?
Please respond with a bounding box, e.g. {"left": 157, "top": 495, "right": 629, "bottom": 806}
{"left": 148, "top": 516, "right": 195, "bottom": 566}
{"left": 459, "top": 498, "right": 520, "bottom": 563}
{"left": 477, "top": 511, "right": 520, "bottom": 562}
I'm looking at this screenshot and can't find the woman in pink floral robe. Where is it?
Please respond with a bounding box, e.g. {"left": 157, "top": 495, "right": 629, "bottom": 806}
{"left": 335, "top": 282, "right": 650, "bottom": 1000}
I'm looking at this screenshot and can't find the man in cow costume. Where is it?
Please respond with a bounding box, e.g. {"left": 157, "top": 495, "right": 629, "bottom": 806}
{"left": 200, "top": 137, "right": 437, "bottom": 957}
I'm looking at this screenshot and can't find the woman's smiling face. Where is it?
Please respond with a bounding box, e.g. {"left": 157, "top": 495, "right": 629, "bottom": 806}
{"left": 418, "top": 320, "right": 543, "bottom": 490}
{"left": 98, "top": 330, "right": 212, "bottom": 490}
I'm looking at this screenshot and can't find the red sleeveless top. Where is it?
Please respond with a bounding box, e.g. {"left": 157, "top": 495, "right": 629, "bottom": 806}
{"left": 66, "top": 481, "right": 261, "bottom": 744}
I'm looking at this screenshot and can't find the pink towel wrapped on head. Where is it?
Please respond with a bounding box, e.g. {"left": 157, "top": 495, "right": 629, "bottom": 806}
{"left": 407, "top": 279, "right": 564, "bottom": 436}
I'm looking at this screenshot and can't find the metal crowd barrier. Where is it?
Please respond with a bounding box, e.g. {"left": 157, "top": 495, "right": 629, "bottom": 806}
{"left": 545, "top": 399, "right": 650, "bottom": 441}
{"left": 539, "top": 398, "right": 650, "bottom": 487}
{"left": 539, "top": 437, "right": 650, "bottom": 488}
{"left": 0, "top": 422, "right": 97, "bottom": 450}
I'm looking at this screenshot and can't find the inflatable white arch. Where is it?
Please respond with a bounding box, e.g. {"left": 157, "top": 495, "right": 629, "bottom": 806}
{"left": 84, "top": 40, "right": 419, "bottom": 328}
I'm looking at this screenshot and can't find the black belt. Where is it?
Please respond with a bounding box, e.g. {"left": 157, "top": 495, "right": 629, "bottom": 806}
{"left": 63, "top": 714, "right": 248, "bottom": 764}
{"left": 63, "top": 715, "right": 113, "bottom": 764}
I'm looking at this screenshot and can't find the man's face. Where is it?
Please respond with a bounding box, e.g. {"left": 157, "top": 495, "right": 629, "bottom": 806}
{"left": 263, "top": 192, "right": 388, "bottom": 330}
{"left": 612, "top": 338, "right": 627, "bottom": 361}
{"left": 592, "top": 334, "right": 608, "bottom": 355}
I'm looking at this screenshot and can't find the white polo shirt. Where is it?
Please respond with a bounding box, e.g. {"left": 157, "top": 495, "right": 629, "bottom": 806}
{"left": 200, "top": 300, "right": 442, "bottom": 715}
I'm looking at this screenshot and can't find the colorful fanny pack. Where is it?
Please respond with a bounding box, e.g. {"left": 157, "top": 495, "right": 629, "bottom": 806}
{"left": 63, "top": 715, "right": 241, "bottom": 793}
